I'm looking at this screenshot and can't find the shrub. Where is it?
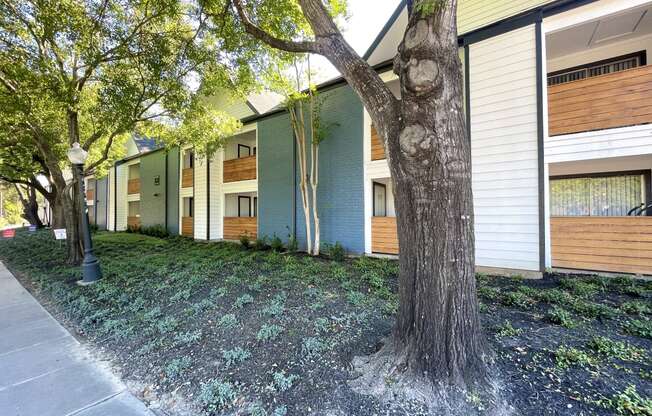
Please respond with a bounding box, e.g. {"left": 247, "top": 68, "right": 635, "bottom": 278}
{"left": 234, "top": 293, "right": 254, "bottom": 308}
{"left": 623, "top": 319, "right": 652, "bottom": 339}
{"left": 217, "top": 313, "right": 238, "bottom": 328}
{"left": 257, "top": 324, "right": 283, "bottom": 342}
{"left": 286, "top": 231, "right": 298, "bottom": 253}
{"left": 222, "top": 347, "right": 251, "bottom": 367}
{"left": 553, "top": 346, "right": 596, "bottom": 369}
{"left": 546, "top": 306, "right": 576, "bottom": 328}
{"left": 602, "top": 385, "right": 652, "bottom": 415}
{"left": 501, "top": 291, "right": 534, "bottom": 309}
{"left": 165, "top": 357, "right": 192, "bottom": 380}
{"left": 559, "top": 278, "right": 600, "bottom": 298}
{"left": 261, "top": 294, "right": 286, "bottom": 317}
{"left": 199, "top": 379, "right": 237, "bottom": 412}
{"left": 323, "top": 241, "right": 345, "bottom": 261}
{"left": 272, "top": 371, "right": 299, "bottom": 392}
{"left": 494, "top": 321, "right": 523, "bottom": 338}
{"left": 301, "top": 337, "right": 326, "bottom": 359}
{"left": 139, "top": 224, "right": 169, "bottom": 238}
{"left": 239, "top": 233, "right": 251, "bottom": 248}
{"left": 270, "top": 234, "right": 284, "bottom": 252}
{"left": 586, "top": 336, "right": 646, "bottom": 362}
{"left": 253, "top": 235, "right": 269, "bottom": 251}
{"left": 621, "top": 301, "right": 651, "bottom": 316}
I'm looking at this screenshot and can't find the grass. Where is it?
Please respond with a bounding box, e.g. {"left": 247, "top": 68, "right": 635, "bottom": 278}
{"left": 1, "top": 230, "right": 651, "bottom": 416}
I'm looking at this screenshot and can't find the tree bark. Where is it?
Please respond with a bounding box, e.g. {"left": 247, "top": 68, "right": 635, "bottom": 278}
{"left": 14, "top": 184, "right": 44, "bottom": 227}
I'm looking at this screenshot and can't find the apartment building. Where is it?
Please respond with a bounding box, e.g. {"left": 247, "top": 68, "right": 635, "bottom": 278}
{"left": 93, "top": 0, "right": 652, "bottom": 277}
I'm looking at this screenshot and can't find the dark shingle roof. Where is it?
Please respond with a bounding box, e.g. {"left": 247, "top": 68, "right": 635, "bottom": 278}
{"left": 133, "top": 137, "right": 161, "bottom": 153}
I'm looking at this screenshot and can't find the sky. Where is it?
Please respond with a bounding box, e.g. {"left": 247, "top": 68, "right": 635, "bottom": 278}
{"left": 309, "top": 0, "right": 402, "bottom": 83}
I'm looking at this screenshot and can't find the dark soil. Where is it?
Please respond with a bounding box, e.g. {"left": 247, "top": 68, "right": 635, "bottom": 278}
{"left": 1, "top": 230, "right": 650, "bottom": 415}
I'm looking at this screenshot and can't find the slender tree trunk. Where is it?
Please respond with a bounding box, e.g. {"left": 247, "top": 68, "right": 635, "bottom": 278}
{"left": 310, "top": 142, "right": 320, "bottom": 256}
{"left": 289, "top": 102, "right": 314, "bottom": 255}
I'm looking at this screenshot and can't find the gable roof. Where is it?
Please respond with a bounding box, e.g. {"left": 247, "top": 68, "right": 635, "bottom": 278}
{"left": 133, "top": 137, "right": 161, "bottom": 153}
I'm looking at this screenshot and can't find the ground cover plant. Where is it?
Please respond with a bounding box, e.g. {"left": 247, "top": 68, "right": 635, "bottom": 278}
{"left": 1, "top": 230, "right": 651, "bottom": 415}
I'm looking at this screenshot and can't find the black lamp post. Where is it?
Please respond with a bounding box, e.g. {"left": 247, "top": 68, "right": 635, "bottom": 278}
{"left": 67, "top": 142, "right": 102, "bottom": 285}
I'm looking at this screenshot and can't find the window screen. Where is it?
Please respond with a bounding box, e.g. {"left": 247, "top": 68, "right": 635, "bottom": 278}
{"left": 550, "top": 174, "right": 644, "bottom": 216}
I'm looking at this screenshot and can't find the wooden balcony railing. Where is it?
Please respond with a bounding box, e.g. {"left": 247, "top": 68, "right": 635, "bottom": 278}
{"left": 370, "top": 125, "right": 385, "bottom": 160}
{"left": 223, "top": 155, "right": 256, "bottom": 183}
{"left": 551, "top": 216, "right": 652, "bottom": 275}
{"left": 548, "top": 65, "right": 652, "bottom": 136}
{"left": 371, "top": 216, "right": 398, "bottom": 254}
{"left": 181, "top": 216, "right": 194, "bottom": 237}
{"left": 182, "top": 168, "right": 193, "bottom": 188}
{"left": 223, "top": 217, "right": 257, "bottom": 240}
{"left": 86, "top": 189, "right": 95, "bottom": 201}
{"left": 127, "top": 216, "right": 140, "bottom": 230}
{"left": 127, "top": 178, "right": 140, "bottom": 195}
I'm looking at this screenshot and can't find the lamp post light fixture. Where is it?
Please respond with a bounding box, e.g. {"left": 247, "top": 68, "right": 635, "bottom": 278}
{"left": 67, "top": 142, "right": 102, "bottom": 285}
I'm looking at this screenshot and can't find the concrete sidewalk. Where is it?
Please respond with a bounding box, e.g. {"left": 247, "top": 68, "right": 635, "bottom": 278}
{"left": 0, "top": 261, "right": 154, "bottom": 416}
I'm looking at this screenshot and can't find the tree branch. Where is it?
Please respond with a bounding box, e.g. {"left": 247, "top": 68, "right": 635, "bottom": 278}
{"left": 230, "top": 0, "right": 319, "bottom": 53}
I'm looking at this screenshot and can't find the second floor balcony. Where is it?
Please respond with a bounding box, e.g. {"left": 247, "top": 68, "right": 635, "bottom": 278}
{"left": 223, "top": 155, "right": 257, "bottom": 183}
{"left": 548, "top": 64, "right": 652, "bottom": 136}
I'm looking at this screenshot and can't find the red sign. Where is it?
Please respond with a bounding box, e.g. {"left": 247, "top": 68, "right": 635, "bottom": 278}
{"left": 2, "top": 229, "right": 16, "bottom": 238}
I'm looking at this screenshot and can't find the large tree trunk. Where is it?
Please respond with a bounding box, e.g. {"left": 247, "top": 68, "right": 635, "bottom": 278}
{"left": 233, "top": 0, "right": 489, "bottom": 401}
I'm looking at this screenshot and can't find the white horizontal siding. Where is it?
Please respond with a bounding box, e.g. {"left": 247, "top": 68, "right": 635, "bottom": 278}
{"left": 545, "top": 124, "right": 652, "bottom": 164}
{"left": 193, "top": 156, "right": 207, "bottom": 240}
{"left": 115, "top": 164, "right": 128, "bottom": 231}
{"left": 470, "top": 25, "right": 540, "bottom": 272}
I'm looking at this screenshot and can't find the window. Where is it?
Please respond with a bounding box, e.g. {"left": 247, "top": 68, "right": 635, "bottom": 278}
{"left": 547, "top": 52, "right": 645, "bottom": 86}
{"left": 550, "top": 173, "right": 647, "bottom": 216}
{"left": 237, "top": 144, "right": 251, "bottom": 158}
{"left": 128, "top": 164, "right": 140, "bottom": 180}
{"left": 238, "top": 196, "right": 251, "bottom": 217}
{"left": 183, "top": 150, "right": 194, "bottom": 169}
{"left": 183, "top": 197, "right": 194, "bottom": 217}
{"left": 253, "top": 197, "right": 258, "bottom": 217}
{"left": 373, "top": 182, "right": 387, "bottom": 217}
{"left": 128, "top": 201, "right": 140, "bottom": 217}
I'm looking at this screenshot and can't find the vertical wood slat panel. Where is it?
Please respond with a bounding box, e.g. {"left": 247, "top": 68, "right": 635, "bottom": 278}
{"left": 223, "top": 156, "right": 257, "bottom": 183}
{"left": 371, "top": 216, "right": 398, "bottom": 254}
{"left": 548, "top": 65, "right": 652, "bottom": 136}
{"left": 551, "top": 216, "right": 652, "bottom": 275}
{"left": 181, "top": 168, "right": 194, "bottom": 188}
{"left": 370, "top": 125, "right": 386, "bottom": 161}
{"left": 86, "top": 189, "right": 95, "bottom": 201}
{"left": 181, "top": 216, "right": 194, "bottom": 237}
{"left": 127, "top": 179, "right": 140, "bottom": 195}
{"left": 223, "top": 217, "right": 257, "bottom": 240}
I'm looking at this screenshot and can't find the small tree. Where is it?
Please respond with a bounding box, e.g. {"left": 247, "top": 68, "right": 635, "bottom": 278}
{"left": 283, "top": 59, "right": 329, "bottom": 255}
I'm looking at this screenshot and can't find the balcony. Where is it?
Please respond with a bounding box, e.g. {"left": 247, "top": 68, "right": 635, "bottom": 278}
{"left": 223, "top": 217, "right": 257, "bottom": 240}
{"left": 548, "top": 65, "right": 652, "bottom": 136}
{"left": 127, "top": 178, "right": 140, "bottom": 195}
{"left": 181, "top": 216, "right": 193, "bottom": 237}
{"left": 371, "top": 216, "right": 398, "bottom": 254}
{"left": 182, "top": 168, "right": 193, "bottom": 188}
{"left": 370, "top": 125, "right": 385, "bottom": 160}
{"left": 223, "top": 155, "right": 256, "bottom": 183}
{"left": 86, "top": 189, "right": 95, "bottom": 201}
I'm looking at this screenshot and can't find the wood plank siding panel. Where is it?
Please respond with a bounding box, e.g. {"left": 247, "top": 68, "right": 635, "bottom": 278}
{"left": 469, "top": 26, "right": 540, "bottom": 271}
{"left": 181, "top": 216, "right": 194, "bottom": 237}
{"left": 127, "top": 216, "right": 140, "bottom": 230}
{"left": 86, "top": 189, "right": 95, "bottom": 201}
{"left": 371, "top": 217, "right": 398, "bottom": 255}
{"left": 223, "top": 217, "right": 257, "bottom": 240}
{"left": 223, "top": 155, "right": 257, "bottom": 183}
{"left": 548, "top": 65, "right": 652, "bottom": 136}
{"left": 182, "top": 168, "right": 194, "bottom": 188}
{"left": 127, "top": 178, "right": 140, "bottom": 195}
{"left": 551, "top": 216, "right": 652, "bottom": 275}
{"left": 370, "top": 125, "right": 385, "bottom": 160}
